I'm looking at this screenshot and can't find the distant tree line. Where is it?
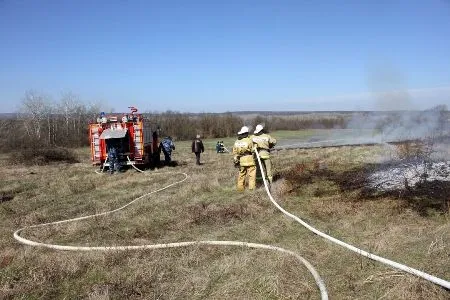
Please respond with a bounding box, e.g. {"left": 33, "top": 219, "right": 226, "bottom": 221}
{"left": 148, "top": 112, "right": 244, "bottom": 140}
{"left": 0, "top": 91, "right": 349, "bottom": 153}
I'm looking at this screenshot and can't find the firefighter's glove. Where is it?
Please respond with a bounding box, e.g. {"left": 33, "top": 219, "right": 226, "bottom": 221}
{"left": 233, "top": 159, "right": 240, "bottom": 168}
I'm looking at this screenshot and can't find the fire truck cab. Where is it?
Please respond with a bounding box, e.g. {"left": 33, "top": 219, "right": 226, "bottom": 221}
{"left": 89, "top": 107, "right": 160, "bottom": 169}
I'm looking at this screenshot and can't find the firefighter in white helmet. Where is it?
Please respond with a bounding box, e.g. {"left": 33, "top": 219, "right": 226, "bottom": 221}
{"left": 232, "top": 126, "right": 256, "bottom": 191}
{"left": 252, "top": 124, "right": 277, "bottom": 183}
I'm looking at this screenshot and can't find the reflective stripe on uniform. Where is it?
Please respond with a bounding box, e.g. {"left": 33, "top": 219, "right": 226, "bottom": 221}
{"left": 253, "top": 136, "right": 270, "bottom": 148}
{"left": 252, "top": 134, "right": 276, "bottom": 149}
{"left": 234, "top": 141, "right": 251, "bottom": 155}
{"left": 233, "top": 136, "right": 255, "bottom": 166}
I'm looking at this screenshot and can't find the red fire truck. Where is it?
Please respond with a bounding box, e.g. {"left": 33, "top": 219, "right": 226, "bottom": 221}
{"left": 89, "top": 107, "right": 160, "bottom": 169}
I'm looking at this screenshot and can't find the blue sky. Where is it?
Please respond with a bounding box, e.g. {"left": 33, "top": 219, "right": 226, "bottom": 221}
{"left": 1, "top": 0, "right": 449, "bottom": 113}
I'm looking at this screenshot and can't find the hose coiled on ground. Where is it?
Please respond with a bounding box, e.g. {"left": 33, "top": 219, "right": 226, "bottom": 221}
{"left": 14, "top": 165, "right": 328, "bottom": 299}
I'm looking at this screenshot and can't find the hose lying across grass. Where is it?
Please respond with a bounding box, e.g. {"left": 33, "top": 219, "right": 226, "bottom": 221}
{"left": 254, "top": 149, "right": 450, "bottom": 290}
{"left": 94, "top": 154, "right": 108, "bottom": 174}
{"left": 13, "top": 161, "right": 329, "bottom": 299}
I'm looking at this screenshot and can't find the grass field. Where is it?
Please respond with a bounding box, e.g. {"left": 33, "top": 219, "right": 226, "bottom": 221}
{"left": 1, "top": 130, "right": 449, "bottom": 299}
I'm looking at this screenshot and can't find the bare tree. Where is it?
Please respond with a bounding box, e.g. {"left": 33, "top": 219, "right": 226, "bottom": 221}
{"left": 59, "top": 91, "right": 80, "bottom": 137}
{"left": 21, "top": 90, "right": 52, "bottom": 143}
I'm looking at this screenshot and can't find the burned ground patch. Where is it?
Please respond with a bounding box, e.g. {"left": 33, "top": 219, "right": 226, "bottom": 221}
{"left": 280, "top": 162, "right": 336, "bottom": 194}
{"left": 363, "top": 161, "right": 450, "bottom": 215}
{"left": 0, "top": 182, "right": 37, "bottom": 204}
{"left": 283, "top": 162, "right": 450, "bottom": 215}
{"left": 0, "top": 191, "right": 15, "bottom": 203}
{"left": 400, "top": 180, "right": 450, "bottom": 215}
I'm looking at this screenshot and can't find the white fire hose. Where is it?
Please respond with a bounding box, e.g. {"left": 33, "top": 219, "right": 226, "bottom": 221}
{"left": 254, "top": 149, "right": 450, "bottom": 290}
{"left": 14, "top": 162, "right": 328, "bottom": 299}
{"left": 94, "top": 154, "right": 108, "bottom": 174}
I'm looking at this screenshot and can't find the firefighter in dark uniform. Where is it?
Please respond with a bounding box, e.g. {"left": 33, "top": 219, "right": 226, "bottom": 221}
{"left": 159, "top": 136, "right": 175, "bottom": 165}
{"left": 107, "top": 139, "right": 121, "bottom": 174}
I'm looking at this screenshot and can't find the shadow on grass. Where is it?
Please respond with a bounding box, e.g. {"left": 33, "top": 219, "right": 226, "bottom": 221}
{"left": 144, "top": 160, "right": 188, "bottom": 170}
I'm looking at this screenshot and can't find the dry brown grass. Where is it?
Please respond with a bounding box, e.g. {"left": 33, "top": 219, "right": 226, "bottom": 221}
{"left": 395, "top": 140, "right": 427, "bottom": 160}
{"left": 0, "top": 136, "right": 449, "bottom": 299}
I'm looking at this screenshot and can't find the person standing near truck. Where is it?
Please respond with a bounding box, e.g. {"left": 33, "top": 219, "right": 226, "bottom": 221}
{"left": 159, "top": 136, "right": 175, "bottom": 165}
{"left": 106, "top": 139, "right": 121, "bottom": 174}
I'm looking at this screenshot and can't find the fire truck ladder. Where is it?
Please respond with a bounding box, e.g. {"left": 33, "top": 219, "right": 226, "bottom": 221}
{"left": 91, "top": 128, "right": 102, "bottom": 163}
{"left": 133, "top": 124, "right": 142, "bottom": 160}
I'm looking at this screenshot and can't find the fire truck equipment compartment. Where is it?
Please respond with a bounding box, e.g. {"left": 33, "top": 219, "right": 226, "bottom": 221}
{"left": 99, "top": 128, "right": 128, "bottom": 139}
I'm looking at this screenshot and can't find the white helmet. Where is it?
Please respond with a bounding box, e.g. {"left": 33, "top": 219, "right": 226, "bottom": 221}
{"left": 237, "top": 126, "right": 249, "bottom": 135}
{"left": 254, "top": 124, "right": 264, "bottom": 134}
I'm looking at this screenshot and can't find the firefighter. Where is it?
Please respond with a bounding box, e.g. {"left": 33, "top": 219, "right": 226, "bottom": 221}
{"left": 192, "top": 134, "right": 205, "bottom": 165}
{"left": 159, "top": 136, "right": 175, "bottom": 165}
{"left": 107, "top": 139, "right": 121, "bottom": 174}
{"left": 232, "top": 126, "right": 256, "bottom": 191}
{"left": 252, "top": 124, "right": 277, "bottom": 183}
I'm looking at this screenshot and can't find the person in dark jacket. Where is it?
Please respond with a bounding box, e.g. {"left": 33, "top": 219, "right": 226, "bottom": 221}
{"left": 106, "top": 139, "right": 121, "bottom": 174}
{"left": 192, "top": 134, "right": 205, "bottom": 165}
{"left": 216, "top": 141, "right": 221, "bottom": 153}
{"left": 159, "top": 136, "right": 175, "bottom": 165}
